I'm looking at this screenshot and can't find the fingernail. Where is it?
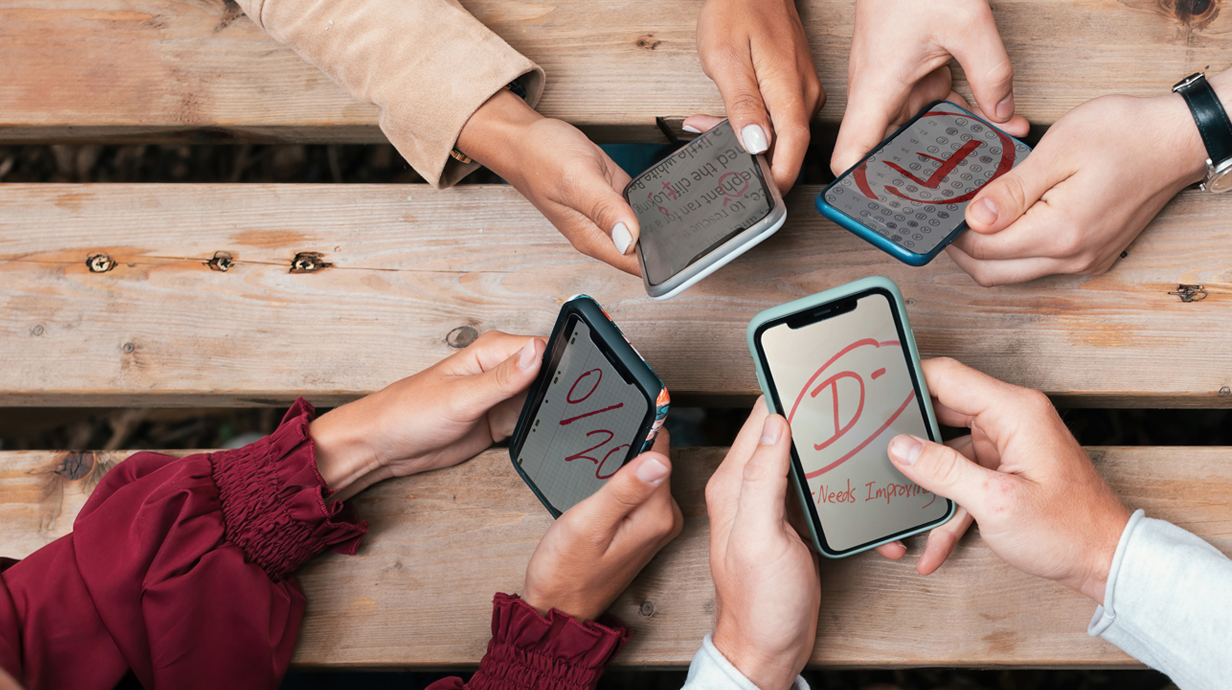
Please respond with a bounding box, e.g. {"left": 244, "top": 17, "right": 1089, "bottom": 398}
{"left": 637, "top": 457, "right": 669, "bottom": 485}
{"left": 682, "top": 124, "right": 701, "bottom": 134}
{"left": 996, "top": 93, "right": 1015, "bottom": 121}
{"left": 611, "top": 222, "right": 633, "bottom": 255}
{"left": 894, "top": 541, "right": 905, "bottom": 550}
{"left": 889, "top": 435, "right": 924, "bottom": 466}
{"left": 759, "top": 416, "right": 782, "bottom": 445}
{"left": 517, "top": 340, "right": 537, "bottom": 369}
{"left": 970, "top": 198, "right": 997, "bottom": 226}
{"left": 741, "top": 124, "right": 768, "bottom": 154}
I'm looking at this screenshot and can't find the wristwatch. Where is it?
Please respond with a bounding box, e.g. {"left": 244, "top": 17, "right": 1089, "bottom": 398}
{"left": 1172, "top": 72, "right": 1232, "bottom": 193}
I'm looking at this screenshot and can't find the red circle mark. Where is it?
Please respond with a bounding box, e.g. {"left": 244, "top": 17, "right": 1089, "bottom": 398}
{"left": 786, "top": 339, "right": 915, "bottom": 478}
{"left": 567, "top": 368, "right": 602, "bottom": 404}
{"left": 719, "top": 171, "right": 749, "bottom": 206}
{"left": 851, "top": 111, "right": 1018, "bottom": 205}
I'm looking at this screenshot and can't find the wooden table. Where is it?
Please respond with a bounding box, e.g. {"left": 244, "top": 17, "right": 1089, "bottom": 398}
{"left": 2, "top": 0, "right": 1231, "bottom": 670}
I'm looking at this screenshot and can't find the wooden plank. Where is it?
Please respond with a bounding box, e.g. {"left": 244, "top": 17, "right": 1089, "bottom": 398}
{"left": 0, "top": 0, "right": 1229, "bottom": 143}
{"left": 3, "top": 446, "right": 1229, "bottom": 667}
{"left": 2, "top": 183, "right": 1230, "bottom": 407}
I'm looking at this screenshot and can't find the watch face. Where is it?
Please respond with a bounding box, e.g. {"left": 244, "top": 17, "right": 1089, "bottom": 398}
{"left": 1206, "top": 159, "right": 1232, "bottom": 193}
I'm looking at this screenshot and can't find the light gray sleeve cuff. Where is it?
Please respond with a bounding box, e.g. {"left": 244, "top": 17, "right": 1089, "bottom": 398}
{"left": 681, "top": 633, "right": 809, "bottom": 690}
{"left": 1088, "top": 509, "right": 1232, "bottom": 690}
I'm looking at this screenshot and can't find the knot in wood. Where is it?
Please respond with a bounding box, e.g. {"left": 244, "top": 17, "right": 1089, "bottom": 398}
{"left": 30, "top": 324, "right": 44, "bottom": 336}
{"left": 290, "top": 252, "right": 332, "bottom": 274}
{"left": 1220, "top": 386, "right": 1231, "bottom": 396}
{"left": 1165, "top": 0, "right": 1220, "bottom": 27}
{"left": 635, "top": 34, "right": 661, "bottom": 50}
{"left": 123, "top": 342, "right": 135, "bottom": 354}
{"left": 207, "top": 251, "right": 234, "bottom": 272}
{"left": 1168, "top": 284, "right": 1207, "bottom": 303}
{"left": 86, "top": 253, "right": 114, "bottom": 273}
{"left": 639, "top": 601, "right": 655, "bottom": 617}
{"left": 446, "top": 326, "right": 479, "bottom": 349}
{"left": 53, "top": 452, "right": 95, "bottom": 481}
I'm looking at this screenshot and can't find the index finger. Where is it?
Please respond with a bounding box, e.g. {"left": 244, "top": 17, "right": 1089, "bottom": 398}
{"left": 919, "top": 357, "right": 1040, "bottom": 449}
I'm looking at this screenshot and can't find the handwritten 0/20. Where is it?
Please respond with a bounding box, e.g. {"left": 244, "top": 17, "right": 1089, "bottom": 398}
{"left": 559, "top": 368, "right": 627, "bottom": 479}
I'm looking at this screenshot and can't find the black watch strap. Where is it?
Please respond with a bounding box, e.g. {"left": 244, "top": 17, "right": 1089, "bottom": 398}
{"left": 1173, "top": 72, "right": 1232, "bottom": 168}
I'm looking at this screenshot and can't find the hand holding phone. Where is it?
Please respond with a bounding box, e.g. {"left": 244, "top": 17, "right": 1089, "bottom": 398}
{"left": 522, "top": 431, "right": 682, "bottom": 621}
{"left": 625, "top": 119, "right": 786, "bottom": 299}
{"left": 747, "top": 277, "right": 955, "bottom": 557}
{"left": 509, "top": 296, "right": 670, "bottom": 516}
{"left": 820, "top": 100, "right": 1031, "bottom": 266}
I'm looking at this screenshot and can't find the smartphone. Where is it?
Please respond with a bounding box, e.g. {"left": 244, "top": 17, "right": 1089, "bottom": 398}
{"left": 509, "top": 295, "right": 670, "bottom": 517}
{"left": 624, "top": 119, "right": 787, "bottom": 300}
{"left": 818, "top": 100, "right": 1032, "bottom": 266}
{"left": 746, "top": 276, "right": 955, "bottom": 557}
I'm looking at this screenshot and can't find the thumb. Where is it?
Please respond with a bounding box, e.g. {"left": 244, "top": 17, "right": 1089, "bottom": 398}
{"left": 734, "top": 415, "right": 792, "bottom": 527}
{"left": 947, "top": 11, "right": 1016, "bottom": 123}
{"left": 455, "top": 338, "right": 542, "bottom": 414}
{"left": 964, "top": 151, "right": 1056, "bottom": 234}
{"left": 580, "top": 451, "right": 673, "bottom": 529}
{"left": 564, "top": 160, "right": 641, "bottom": 257}
{"left": 710, "top": 61, "right": 772, "bottom": 156}
{"left": 887, "top": 434, "right": 1006, "bottom": 520}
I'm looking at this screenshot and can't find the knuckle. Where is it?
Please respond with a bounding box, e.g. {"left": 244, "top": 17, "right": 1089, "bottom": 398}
{"left": 727, "top": 91, "right": 767, "bottom": 119}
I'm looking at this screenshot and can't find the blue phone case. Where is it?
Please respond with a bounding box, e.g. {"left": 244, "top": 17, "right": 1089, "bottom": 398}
{"left": 817, "top": 100, "right": 1031, "bottom": 266}
{"left": 746, "top": 276, "right": 955, "bottom": 557}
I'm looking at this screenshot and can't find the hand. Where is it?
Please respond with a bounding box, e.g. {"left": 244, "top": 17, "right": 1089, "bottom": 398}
{"left": 694, "top": 0, "right": 824, "bottom": 194}
{"left": 832, "top": 0, "right": 1029, "bottom": 175}
{"left": 885, "top": 358, "right": 1131, "bottom": 605}
{"left": 948, "top": 83, "right": 1218, "bottom": 285}
{"left": 310, "top": 331, "right": 544, "bottom": 501}
{"left": 457, "top": 89, "right": 641, "bottom": 275}
{"left": 522, "top": 432, "right": 683, "bottom": 620}
{"left": 707, "top": 399, "right": 818, "bottom": 690}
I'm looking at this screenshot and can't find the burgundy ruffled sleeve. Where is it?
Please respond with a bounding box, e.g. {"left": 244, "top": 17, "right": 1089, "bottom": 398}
{"left": 427, "top": 593, "right": 630, "bottom": 690}
{"left": 0, "top": 399, "right": 367, "bottom": 690}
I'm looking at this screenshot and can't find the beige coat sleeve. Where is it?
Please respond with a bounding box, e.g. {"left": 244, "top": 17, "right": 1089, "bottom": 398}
{"left": 236, "top": 0, "right": 545, "bottom": 187}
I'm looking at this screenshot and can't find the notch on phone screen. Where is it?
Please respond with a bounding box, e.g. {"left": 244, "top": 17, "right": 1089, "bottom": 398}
{"left": 825, "top": 101, "right": 1031, "bottom": 258}
{"left": 515, "top": 316, "right": 650, "bottom": 515}
{"left": 627, "top": 120, "right": 775, "bottom": 287}
{"left": 756, "top": 289, "right": 950, "bottom": 554}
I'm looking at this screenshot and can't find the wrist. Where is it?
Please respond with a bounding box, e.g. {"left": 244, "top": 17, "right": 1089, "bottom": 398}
{"left": 308, "top": 404, "right": 386, "bottom": 499}
{"left": 1167, "top": 69, "right": 1232, "bottom": 187}
{"left": 1074, "top": 505, "right": 1132, "bottom": 607}
{"left": 456, "top": 88, "right": 543, "bottom": 179}
{"left": 712, "top": 622, "right": 803, "bottom": 690}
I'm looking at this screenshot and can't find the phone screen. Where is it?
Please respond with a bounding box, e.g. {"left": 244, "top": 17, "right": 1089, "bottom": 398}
{"left": 824, "top": 101, "right": 1031, "bottom": 256}
{"left": 627, "top": 120, "right": 774, "bottom": 287}
{"left": 514, "top": 317, "right": 651, "bottom": 514}
{"left": 756, "top": 289, "right": 950, "bottom": 553}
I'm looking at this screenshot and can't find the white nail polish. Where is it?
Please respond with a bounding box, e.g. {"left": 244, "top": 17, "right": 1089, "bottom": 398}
{"left": 741, "top": 124, "right": 768, "bottom": 154}
{"left": 611, "top": 222, "right": 633, "bottom": 255}
{"left": 682, "top": 124, "right": 701, "bottom": 134}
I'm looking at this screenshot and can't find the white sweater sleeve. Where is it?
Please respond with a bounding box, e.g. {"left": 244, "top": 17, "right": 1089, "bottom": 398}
{"left": 681, "top": 633, "right": 810, "bottom": 690}
{"left": 1089, "top": 509, "right": 1232, "bottom": 690}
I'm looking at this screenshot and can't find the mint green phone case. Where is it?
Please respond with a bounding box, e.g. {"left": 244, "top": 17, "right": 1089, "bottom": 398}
{"left": 745, "top": 276, "right": 954, "bottom": 558}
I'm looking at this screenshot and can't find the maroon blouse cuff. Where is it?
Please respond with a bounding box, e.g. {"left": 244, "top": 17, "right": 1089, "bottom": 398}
{"left": 469, "top": 593, "right": 630, "bottom": 690}
{"left": 209, "top": 398, "right": 368, "bottom": 582}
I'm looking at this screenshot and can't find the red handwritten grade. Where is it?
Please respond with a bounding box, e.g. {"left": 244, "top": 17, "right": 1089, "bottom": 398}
{"left": 558, "top": 365, "right": 631, "bottom": 479}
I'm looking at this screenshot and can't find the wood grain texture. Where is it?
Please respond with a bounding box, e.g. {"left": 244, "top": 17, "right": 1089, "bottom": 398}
{"left": 3, "top": 446, "right": 1230, "bottom": 667}
{"left": 0, "top": 0, "right": 1230, "bottom": 142}
{"left": 2, "top": 183, "right": 1230, "bottom": 407}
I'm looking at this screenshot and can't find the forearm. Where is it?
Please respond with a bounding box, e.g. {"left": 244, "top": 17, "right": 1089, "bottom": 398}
{"left": 1089, "top": 510, "right": 1232, "bottom": 690}
{"left": 234, "top": 0, "right": 543, "bottom": 187}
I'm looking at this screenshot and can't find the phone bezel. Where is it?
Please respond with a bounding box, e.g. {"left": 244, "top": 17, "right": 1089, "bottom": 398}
{"left": 508, "top": 295, "right": 665, "bottom": 518}
{"left": 750, "top": 284, "right": 954, "bottom": 557}
{"left": 625, "top": 120, "right": 787, "bottom": 299}
{"left": 818, "top": 100, "right": 1032, "bottom": 266}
